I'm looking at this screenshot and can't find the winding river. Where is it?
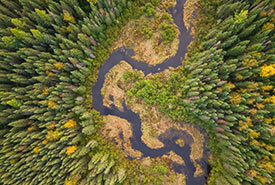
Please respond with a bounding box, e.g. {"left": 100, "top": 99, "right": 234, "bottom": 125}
{"left": 92, "top": 0, "right": 209, "bottom": 184}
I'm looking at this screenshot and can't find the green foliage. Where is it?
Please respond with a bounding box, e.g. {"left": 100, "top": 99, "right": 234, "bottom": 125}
{"left": 6, "top": 99, "right": 22, "bottom": 108}
{"left": 30, "top": 29, "right": 43, "bottom": 40}
{"left": 234, "top": 10, "right": 248, "bottom": 24}
{"left": 128, "top": 1, "right": 275, "bottom": 185}
{"left": 11, "top": 18, "right": 25, "bottom": 28}
{"left": 70, "top": 48, "right": 84, "bottom": 59}
{"left": 105, "top": 15, "right": 113, "bottom": 26}
{"left": 141, "top": 22, "right": 153, "bottom": 39}
{"left": 162, "top": 12, "right": 173, "bottom": 23}
{"left": 152, "top": 164, "right": 168, "bottom": 174}
{"left": 128, "top": 79, "right": 161, "bottom": 104}
{"left": 151, "top": 0, "right": 160, "bottom": 6}
{"left": 1, "top": 36, "right": 18, "bottom": 48}
{"left": 158, "top": 22, "right": 176, "bottom": 44}
{"left": 10, "top": 28, "right": 31, "bottom": 39}
{"left": 122, "top": 71, "right": 142, "bottom": 83}
{"left": 142, "top": 3, "right": 156, "bottom": 17}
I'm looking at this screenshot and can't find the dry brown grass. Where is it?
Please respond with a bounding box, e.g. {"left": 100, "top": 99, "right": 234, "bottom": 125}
{"left": 127, "top": 96, "right": 205, "bottom": 163}
{"left": 156, "top": 170, "right": 186, "bottom": 185}
{"left": 176, "top": 139, "right": 185, "bottom": 147}
{"left": 126, "top": 97, "right": 178, "bottom": 148}
{"left": 111, "top": 0, "right": 179, "bottom": 65}
{"left": 125, "top": 93, "right": 205, "bottom": 162}
{"left": 137, "top": 157, "right": 186, "bottom": 185}
{"left": 140, "top": 157, "right": 152, "bottom": 167}
{"left": 163, "top": 151, "right": 185, "bottom": 165}
{"left": 183, "top": 0, "right": 199, "bottom": 32}
{"left": 102, "top": 61, "right": 144, "bottom": 111}
{"left": 194, "top": 162, "right": 204, "bottom": 177}
{"left": 101, "top": 115, "right": 142, "bottom": 159}
{"left": 130, "top": 30, "right": 180, "bottom": 65}
{"left": 141, "top": 122, "right": 165, "bottom": 149}
{"left": 181, "top": 124, "right": 204, "bottom": 162}
{"left": 168, "top": 173, "right": 186, "bottom": 185}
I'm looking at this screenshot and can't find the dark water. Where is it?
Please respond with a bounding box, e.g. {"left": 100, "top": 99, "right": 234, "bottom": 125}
{"left": 92, "top": 0, "right": 209, "bottom": 184}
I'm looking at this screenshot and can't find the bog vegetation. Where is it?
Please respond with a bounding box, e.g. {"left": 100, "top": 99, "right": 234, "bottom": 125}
{"left": 128, "top": 0, "right": 275, "bottom": 184}
{"left": 0, "top": 0, "right": 274, "bottom": 185}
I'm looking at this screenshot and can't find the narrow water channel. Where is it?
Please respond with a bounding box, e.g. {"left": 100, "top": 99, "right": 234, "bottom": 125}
{"left": 92, "top": 0, "right": 209, "bottom": 184}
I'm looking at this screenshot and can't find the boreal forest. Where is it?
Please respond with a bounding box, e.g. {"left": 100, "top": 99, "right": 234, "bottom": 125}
{"left": 0, "top": 0, "right": 274, "bottom": 185}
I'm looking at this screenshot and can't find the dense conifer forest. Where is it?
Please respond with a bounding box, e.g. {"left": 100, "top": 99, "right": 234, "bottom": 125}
{"left": 0, "top": 0, "right": 274, "bottom": 185}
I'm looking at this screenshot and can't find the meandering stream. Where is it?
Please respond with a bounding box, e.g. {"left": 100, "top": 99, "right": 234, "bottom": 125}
{"left": 92, "top": 0, "right": 209, "bottom": 184}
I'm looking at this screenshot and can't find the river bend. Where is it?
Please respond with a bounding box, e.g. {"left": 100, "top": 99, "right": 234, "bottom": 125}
{"left": 92, "top": 0, "right": 209, "bottom": 184}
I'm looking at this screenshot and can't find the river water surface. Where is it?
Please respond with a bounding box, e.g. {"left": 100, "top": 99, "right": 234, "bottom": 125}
{"left": 92, "top": 0, "right": 209, "bottom": 184}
